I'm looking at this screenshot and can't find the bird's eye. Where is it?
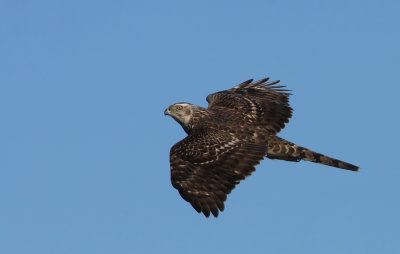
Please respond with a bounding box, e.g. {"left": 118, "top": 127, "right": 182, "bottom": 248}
{"left": 176, "top": 105, "right": 183, "bottom": 110}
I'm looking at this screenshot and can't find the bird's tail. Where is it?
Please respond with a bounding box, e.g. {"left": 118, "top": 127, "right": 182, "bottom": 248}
{"left": 266, "top": 136, "right": 359, "bottom": 171}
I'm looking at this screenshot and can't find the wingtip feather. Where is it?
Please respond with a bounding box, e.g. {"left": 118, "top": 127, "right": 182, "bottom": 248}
{"left": 235, "top": 79, "right": 253, "bottom": 88}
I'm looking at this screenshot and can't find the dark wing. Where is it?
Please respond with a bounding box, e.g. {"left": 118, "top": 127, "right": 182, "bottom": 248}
{"left": 206, "top": 78, "right": 293, "bottom": 135}
{"left": 170, "top": 128, "right": 267, "bottom": 217}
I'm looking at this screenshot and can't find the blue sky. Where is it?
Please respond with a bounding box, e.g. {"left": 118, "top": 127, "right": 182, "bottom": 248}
{"left": 1, "top": 0, "right": 399, "bottom": 253}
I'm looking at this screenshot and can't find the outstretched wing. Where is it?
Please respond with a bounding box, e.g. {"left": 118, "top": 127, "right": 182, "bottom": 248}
{"left": 170, "top": 128, "right": 267, "bottom": 217}
{"left": 206, "top": 78, "right": 293, "bottom": 135}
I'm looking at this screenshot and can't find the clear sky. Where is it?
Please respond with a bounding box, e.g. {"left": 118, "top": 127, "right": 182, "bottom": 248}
{"left": 1, "top": 0, "right": 399, "bottom": 253}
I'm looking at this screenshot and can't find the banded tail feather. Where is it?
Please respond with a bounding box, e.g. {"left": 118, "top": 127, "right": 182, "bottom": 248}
{"left": 267, "top": 136, "right": 359, "bottom": 171}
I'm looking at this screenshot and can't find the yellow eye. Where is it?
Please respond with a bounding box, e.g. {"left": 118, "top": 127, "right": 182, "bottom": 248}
{"left": 176, "top": 105, "right": 183, "bottom": 110}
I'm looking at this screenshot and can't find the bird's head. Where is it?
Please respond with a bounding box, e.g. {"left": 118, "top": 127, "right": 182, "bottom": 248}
{"left": 164, "top": 103, "right": 196, "bottom": 133}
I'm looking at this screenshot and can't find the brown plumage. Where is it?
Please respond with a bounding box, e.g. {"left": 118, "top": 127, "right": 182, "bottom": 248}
{"left": 165, "top": 77, "right": 359, "bottom": 218}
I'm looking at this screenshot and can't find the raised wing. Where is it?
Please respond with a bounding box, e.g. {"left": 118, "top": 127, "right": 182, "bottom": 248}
{"left": 170, "top": 128, "right": 267, "bottom": 217}
{"left": 206, "top": 78, "right": 293, "bottom": 135}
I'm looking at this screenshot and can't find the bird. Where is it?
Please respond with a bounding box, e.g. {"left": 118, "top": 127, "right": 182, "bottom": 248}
{"left": 164, "top": 77, "right": 359, "bottom": 218}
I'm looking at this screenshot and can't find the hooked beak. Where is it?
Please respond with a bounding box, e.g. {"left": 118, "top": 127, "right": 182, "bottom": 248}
{"left": 164, "top": 108, "right": 170, "bottom": 116}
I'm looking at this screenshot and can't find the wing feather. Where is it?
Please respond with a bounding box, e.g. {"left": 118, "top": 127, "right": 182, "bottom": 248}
{"left": 206, "top": 77, "right": 293, "bottom": 134}
{"left": 170, "top": 130, "right": 267, "bottom": 217}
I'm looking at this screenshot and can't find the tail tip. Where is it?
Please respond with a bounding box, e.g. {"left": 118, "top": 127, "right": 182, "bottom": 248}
{"left": 346, "top": 164, "right": 360, "bottom": 172}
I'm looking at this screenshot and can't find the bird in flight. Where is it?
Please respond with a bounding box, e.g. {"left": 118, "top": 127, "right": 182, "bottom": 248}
{"left": 165, "top": 77, "right": 359, "bottom": 217}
